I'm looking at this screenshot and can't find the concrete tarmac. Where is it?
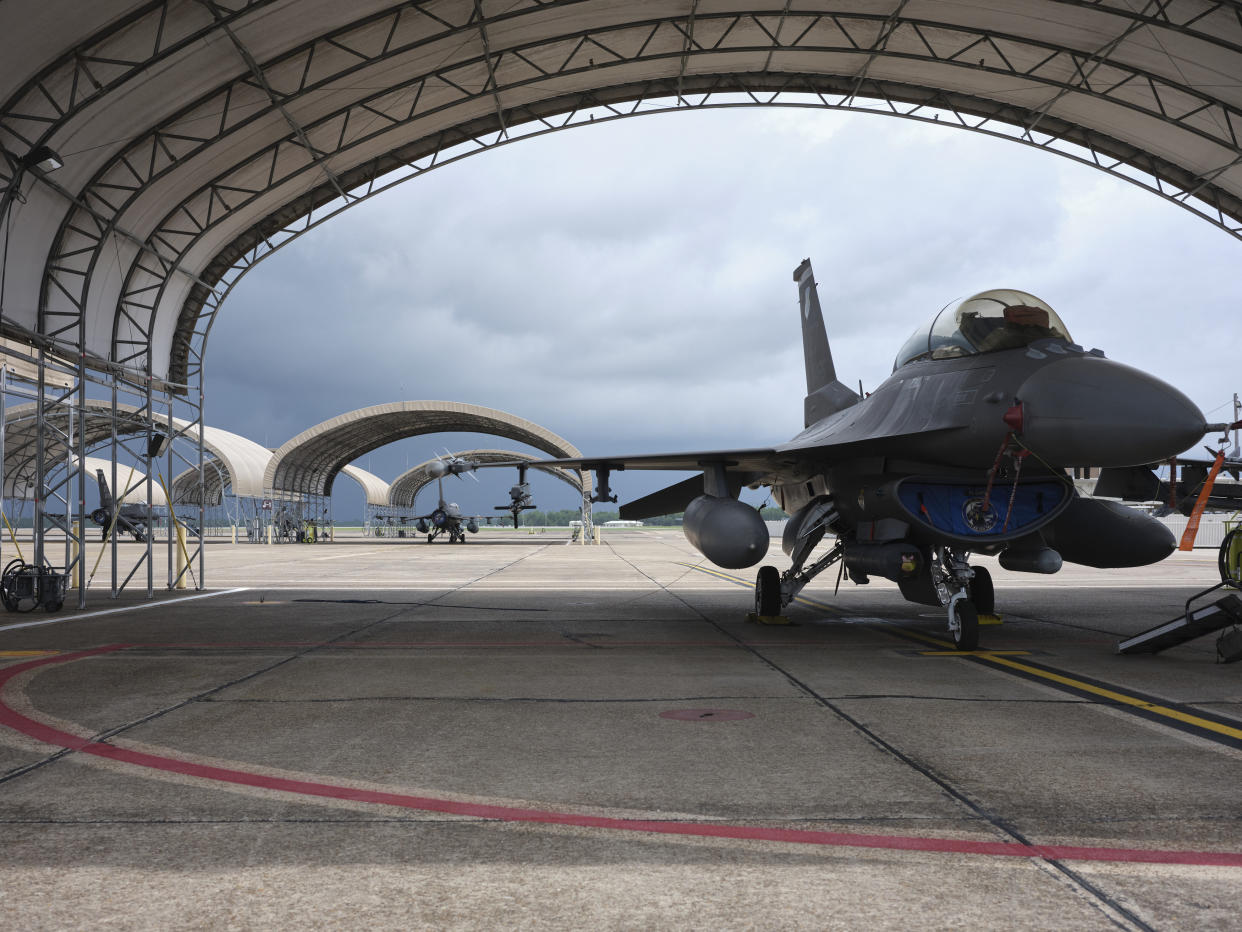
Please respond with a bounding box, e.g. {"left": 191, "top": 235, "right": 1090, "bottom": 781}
{"left": 1, "top": 529, "right": 1240, "bottom": 929}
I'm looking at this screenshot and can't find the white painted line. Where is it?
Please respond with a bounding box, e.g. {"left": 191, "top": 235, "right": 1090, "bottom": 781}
{"left": 0, "top": 587, "right": 250, "bottom": 632}
{"left": 304, "top": 550, "right": 393, "bottom": 561}
{"left": 206, "top": 586, "right": 725, "bottom": 592}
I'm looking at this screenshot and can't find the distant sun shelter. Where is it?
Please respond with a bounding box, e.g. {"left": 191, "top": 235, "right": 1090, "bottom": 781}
{"left": 263, "top": 401, "right": 588, "bottom": 529}
{"left": 4, "top": 399, "right": 277, "bottom": 544}
{"left": 389, "top": 450, "right": 588, "bottom": 509}
{"left": 380, "top": 449, "right": 591, "bottom": 530}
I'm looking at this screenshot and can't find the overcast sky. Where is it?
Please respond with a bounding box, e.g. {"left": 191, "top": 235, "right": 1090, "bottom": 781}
{"left": 204, "top": 107, "right": 1242, "bottom": 518}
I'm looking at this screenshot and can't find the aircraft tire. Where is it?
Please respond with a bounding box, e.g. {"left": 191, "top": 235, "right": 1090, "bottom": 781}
{"left": 755, "top": 565, "right": 781, "bottom": 616}
{"left": 952, "top": 600, "right": 979, "bottom": 651}
{"left": 968, "top": 566, "right": 995, "bottom": 615}
{"left": 1220, "top": 528, "right": 1242, "bottom": 586}
{"left": 427, "top": 534, "right": 434, "bottom": 543}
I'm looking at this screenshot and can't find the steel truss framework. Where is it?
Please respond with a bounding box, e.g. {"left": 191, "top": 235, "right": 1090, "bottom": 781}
{"left": 0, "top": 1, "right": 1238, "bottom": 391}
{"left": 2, "top": 2, "right": 1241, "bottom": 592}
{"left": 0, "top": 352, "right": 207, "bottom": 605}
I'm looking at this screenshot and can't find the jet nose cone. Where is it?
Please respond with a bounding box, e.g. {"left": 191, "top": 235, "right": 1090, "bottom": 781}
{"left": 1018, "top": 355, "right": 1204, "bottom": 467}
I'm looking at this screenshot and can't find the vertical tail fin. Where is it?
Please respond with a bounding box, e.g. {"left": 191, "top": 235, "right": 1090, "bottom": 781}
{"left": 96, "top": 469, "right": 113, "bottom": 510}
{"left": 793, "top": 258, "right": 860, "bottom": 426}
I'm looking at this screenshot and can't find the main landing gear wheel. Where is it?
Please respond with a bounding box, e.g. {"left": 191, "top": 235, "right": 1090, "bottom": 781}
{"left": 968, "top": 565, "right": 995, "bottom": 615}
{"left": 755, "top": 565, "right": 781, "bottom": 616}
{"left": 951, "top": 600, "right": 980, "bottom": 651}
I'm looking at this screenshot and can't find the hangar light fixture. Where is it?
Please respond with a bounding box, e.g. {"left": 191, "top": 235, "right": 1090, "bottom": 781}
{"left": 21, "top": 145, "right": 62, "bottom": 173}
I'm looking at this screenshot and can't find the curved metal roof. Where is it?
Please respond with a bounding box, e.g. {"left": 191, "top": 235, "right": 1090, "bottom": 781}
{"left": 3, "top": 399, "right": 271, "bottom": 500}
{"left": 175, "top": 458, "right": 389, "bottom": 507}
{"left": 170, "top": 460, "right": 228, "bottom": 508}
{"left": 264, "top": 400, "right": 581, "bottom": 497}
{"left": 6, "top": 455, "right": 167, "bottom": 507}
{"left": 2, "top": 2, "right": 1240, "bottom": 386}
{"left": 340, "top": 464, "right": 391, "bottom": 508}
{"left": 389, "top": 448, "right": 587, "bottom": 509}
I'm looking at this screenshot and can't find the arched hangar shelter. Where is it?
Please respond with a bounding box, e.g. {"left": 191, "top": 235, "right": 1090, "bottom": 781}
{"left": 4, "top": 399, "right": 266, "bottom": 504}
{"left": 264, "top": 400, "right": 588, "bottom": 520}
{"left": 172, "top": 459, "right": 388, "bottom": 508}
{"left": 2, "top": 2, "right": 1241, "bottom": 601}
{"left": 1, "top": 1, "right": 1241, "bottom": 388}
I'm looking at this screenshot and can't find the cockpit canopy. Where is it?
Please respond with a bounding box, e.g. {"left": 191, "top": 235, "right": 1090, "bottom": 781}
{"left": 893, "top": 289, "right": 1073, "bottom": 371}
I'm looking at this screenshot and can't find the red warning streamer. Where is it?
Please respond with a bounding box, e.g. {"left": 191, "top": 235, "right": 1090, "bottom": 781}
{"left": 1179, "top": 449, "right": 1226, "bottom": 552}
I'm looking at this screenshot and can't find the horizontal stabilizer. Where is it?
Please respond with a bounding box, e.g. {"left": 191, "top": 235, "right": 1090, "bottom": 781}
{"left": 619, "top": 473, "right": 745, "bottom": 521}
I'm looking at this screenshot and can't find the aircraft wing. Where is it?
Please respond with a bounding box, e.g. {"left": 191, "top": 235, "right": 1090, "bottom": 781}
{"left": 483, "top": 427, "right": 963, "bottom": 482}
{"left": 490, "top": 448, "right": 800, "bottom": 479}
{"left": 476, "top": 426, "right": 971, "bottom": 521}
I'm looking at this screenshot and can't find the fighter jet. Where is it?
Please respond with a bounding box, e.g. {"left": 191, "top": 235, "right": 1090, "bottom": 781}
{"left": 412, "top": 457, "right": 491, "bottom": 543}
{"left": 89, "top": 468, "right": 158, "bottom": 542}
{"left": 495, "top": 464, "right": 537, "bottom": 528}
{"left": 485, "top": 259, "right": 1225, "bottom": 649}
{"left": 1094, "top": 455, "right": 1242, "bottom": 515}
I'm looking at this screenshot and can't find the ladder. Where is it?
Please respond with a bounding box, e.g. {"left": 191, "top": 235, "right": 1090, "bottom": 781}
{"left": 1118, "top": 527, "right": 1242, "bottom": 659}
{"left": 1117, "top": 591, "right": 1242, "bottom": 655}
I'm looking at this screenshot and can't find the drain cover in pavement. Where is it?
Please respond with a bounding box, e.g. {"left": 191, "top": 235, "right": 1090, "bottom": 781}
{"left": 658, "top": 709, "right": 755, "bottom": 722}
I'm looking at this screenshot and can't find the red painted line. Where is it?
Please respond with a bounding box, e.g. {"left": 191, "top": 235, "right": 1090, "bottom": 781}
{"left": 3, "top": 647, "right": 1242, "bottom": 867}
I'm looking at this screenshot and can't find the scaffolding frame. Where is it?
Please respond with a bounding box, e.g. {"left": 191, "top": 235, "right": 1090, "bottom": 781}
{"left": 0, "top": 341, "right": 206, "bottom": 607}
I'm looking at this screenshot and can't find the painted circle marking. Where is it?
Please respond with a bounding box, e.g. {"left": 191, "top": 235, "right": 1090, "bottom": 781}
{"left": 4, "top": 648, "right": 1242, "bottom": 866}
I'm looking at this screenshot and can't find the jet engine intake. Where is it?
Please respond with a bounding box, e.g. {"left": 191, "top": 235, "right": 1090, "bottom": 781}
{"left": 683, "top": 495, "right": 769, "bottom": 569}
{"left": 843, "top": 542, "right": 923, "bottom": 582}
{"left": 782, "top": 497, "right": 836, "bottom": 558}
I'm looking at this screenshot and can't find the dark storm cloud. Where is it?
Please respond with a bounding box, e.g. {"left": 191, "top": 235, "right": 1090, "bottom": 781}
{"left": 204, "top": 108, "right": 1242, "bottom": 513}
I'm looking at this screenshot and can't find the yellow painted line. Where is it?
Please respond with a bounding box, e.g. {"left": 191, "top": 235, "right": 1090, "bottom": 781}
{"left": 676, "top": 563, "right": 846, "bottom": 616}
{"left": 919, "top": 650, "right": 1030, "bottom": 657}
{"left": 0, "top": 650, "right": 59, "bottom": 657}
{"left": 982, "top": 654, "right": 1242, "bottom": 742}
{"left": 885, "top": 626, "right": 954, "bottom": 649}
{"left": 676, "top": 563, "right": 1242, "bottom": 743}
{"left": 866, "top": 610, "right": 1242, "bottom": 743}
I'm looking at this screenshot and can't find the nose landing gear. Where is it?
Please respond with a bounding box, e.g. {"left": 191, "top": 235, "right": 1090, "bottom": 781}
{"left": 934, "top": 547, "right": 982, "bottom": 650}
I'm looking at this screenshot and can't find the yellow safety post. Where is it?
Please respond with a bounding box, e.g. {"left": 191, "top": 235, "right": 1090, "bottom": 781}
{"left": 2, "top": 510, "right": 26, "bottom": 564}
{"left": 231, "top": 524, "right": 237, "bottom": 544}
{"left": 267, "top": 524, "right": 273, "bottom": 545}
{"left": 68, "top": 520, "right": 81, "bottom": 589}
{"left": 594, "top": 526, "right": 601, "bottom": 545}
{"left": 156, "top": 471, "right": 195, "bottom": 590}
{"left": 174, "top": 521, "right": 187, "bottom": 589}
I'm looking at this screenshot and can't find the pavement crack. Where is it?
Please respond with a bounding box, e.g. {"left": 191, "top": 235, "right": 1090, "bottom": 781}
{"left": 602, "top": 542, "right": 1156, "bottom": 932}
{"left": 1, "top": 545, "right": 559, "bottom": 786}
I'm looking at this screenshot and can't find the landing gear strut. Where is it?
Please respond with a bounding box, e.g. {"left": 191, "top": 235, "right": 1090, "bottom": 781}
{"left": 933, "top": 547, "right": 980, "bottom": 650}
{"left": 753, "top": 497, "right": 843, "bottom": 615}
